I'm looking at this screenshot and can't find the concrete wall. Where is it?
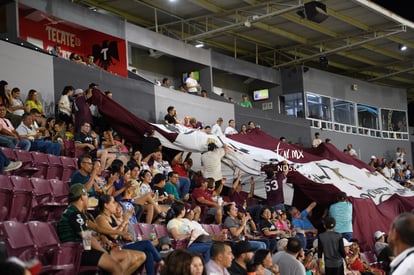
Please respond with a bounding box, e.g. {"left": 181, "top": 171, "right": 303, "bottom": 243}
{"left": 0, "top": 39, "right": 54, "bottom": 116}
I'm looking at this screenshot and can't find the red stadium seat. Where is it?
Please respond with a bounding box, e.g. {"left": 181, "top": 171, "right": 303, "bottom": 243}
{"left": 29, "top": 177, "right": 57, "bottom": 221}
{"left": 46, "top": 154, "right": 64, "bottom": 180}
{"left": 9, "top": 175, "right": 34, "bottom": 222}
{"left": 0, "top": 174, "right": 13, "bottom": 221}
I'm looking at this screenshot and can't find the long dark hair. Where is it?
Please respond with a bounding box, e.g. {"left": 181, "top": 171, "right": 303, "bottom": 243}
{"left": 98, "top": 193, "right": 112, "bottom": 213}
{"left": 0, "top": 80, "right": 10, "bottom": 106}
{"left": 165, "top": 201, "right": 185, "bottom": 224}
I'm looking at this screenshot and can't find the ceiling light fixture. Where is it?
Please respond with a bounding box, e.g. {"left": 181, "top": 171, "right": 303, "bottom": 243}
{"left": 399, "top": 44, "right": 407, "bottom": 51}
{"left": 195, "top": 42, "right": 204, "bottom": 48}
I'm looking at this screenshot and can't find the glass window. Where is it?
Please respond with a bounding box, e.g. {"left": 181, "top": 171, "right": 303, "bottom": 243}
{"left": 333, "top": 99, "right": 355, "bottom": 125}
{"left": 381, "top": 109, "right": 408, "bottom": 132}
{"left": 280, "top": 93, "right": 304, "bottom": 118}
{"left": 305, "top": 93, "right": 331, "bottom": 121}
{"left": 357, "top": 104, "right": 379, "bottom": 129}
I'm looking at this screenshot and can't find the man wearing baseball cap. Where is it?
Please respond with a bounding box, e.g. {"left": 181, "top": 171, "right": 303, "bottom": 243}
{"left": 57, "top": 183, "right": 125, "bottom": 274}
{"left": 374, "top": 230, "right": 394, "bottom": 273}
{"left": 228, "top": 240, "right": 256, "bottom": 274}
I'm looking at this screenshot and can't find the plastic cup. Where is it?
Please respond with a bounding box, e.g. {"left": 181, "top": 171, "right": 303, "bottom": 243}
{"left": 82, "top": 230, "right": 92, "bottom": 250}
{"left": 149, "top": 233, "right": 156, "bottom": 240}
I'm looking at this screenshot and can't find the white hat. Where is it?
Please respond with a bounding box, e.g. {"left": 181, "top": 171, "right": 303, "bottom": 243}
{"left": 374, "top": 231, "right": 385, "bottom": 240}
{"left": 343, "top": 238, "right": 352, "bottom": 247}
{"left": 371, "top": 155, "right": 376, "bottom": 159}
{"left": 74, "top": 88, "right": 84, "bottom": 95}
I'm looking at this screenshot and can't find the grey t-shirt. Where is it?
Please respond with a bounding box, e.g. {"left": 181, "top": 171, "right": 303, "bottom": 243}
{"left": 272, "top": 251, "right": 306, "bottom": 275}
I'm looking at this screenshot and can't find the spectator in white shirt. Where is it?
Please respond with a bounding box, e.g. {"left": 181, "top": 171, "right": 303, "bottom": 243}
{"left": 224, "top": 119, "right": 238, "bottom": 135}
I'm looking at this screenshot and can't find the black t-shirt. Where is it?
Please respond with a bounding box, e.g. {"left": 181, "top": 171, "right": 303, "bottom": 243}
{"left": 75, "top": 131, "right": 94, "bottom": 144}
{"left": 164, "top": 114, "right": 176, "bottom": 124}
{"left": 228, "top": 260, "right": 247, "bottom": 275}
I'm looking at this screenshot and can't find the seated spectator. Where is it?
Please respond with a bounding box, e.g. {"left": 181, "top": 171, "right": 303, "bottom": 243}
{"left": 146, "top": 150, "right": 173, "bottom": 177}
{"left": 0, "top": 104, "right": 30, "bottom": 150}
{"left": 95, "top": 194, "right": 163, "bottom": 275}
{"left": 291, "top": 202, "right": 318, "bottom": 250}
{"left": 0, "top": 150, "right": 22, "bottom": 174}
{"left": 348, "top": 238, "right": 385, "bottom": 275}
{"left": 224, "top": 119, "right": 238, "bottom": 135}
{"left": 86, "top": 54, "right": 100, "bottom": 69}
{"left": 9, "top": 87, "right": 28, "bottom": 117}
{"left": 137, "top": 169, "right": 168, "bottom": 220}
{"left": 240, "top": 124, "right": 248, "bottom": 134}
{"left": 57, "top": 183, "right": 142, "bottom": 274}
{"left": 0, "top": 257, "right": 41, "bottom": 275}
{"left": 203, "top": 125, "right": 211, "bottom": 134}
{"left": 205, "top": 242, "right": 233, "bottom": 275}
{"left": 183, "top": 116, "right": 192, "bottom": 128}
{"left": 247, "top": 121, "right": 255, "bottom": 132}
{"left": 70, "top": 154, "right": 100, "bottom": 197}
{"left": 178, "top": 85, "right": 187, "bottom": 93}
{"left": 152, "top": 173, "right": 172, "bottom": 205}
{"left": 102, "top": 129, "right": 130, "bottom": 165}
{"left": 228, "top": 241, "right": 256, "bottom": 274}
{"left": 75, "top": 121, "right": 116, "bottom": 169}
{"left": 166, "top": 201, "right": 212, "bottom": 262}
{"left": 171, "top": 151, "right": 191, "bottom": 200}
{"left": 16, "top": 113, "right": 61, "bottom": 156}
{"left": 258, "top": 207, "right": 287, "bottom": 239}
{"left": 25, "top": 89, "right": 46, "bottom": 127}
{"left": 189, "top": 117, "right": 203, "bottom": 130}
{"left": 253, "top": 249, "right": 280, "bottom": 275}
{"left": 222, "top": 203, "right": 267, "bottom": 250}
{"left": 201, "top": 89, "right": 207, "bottom": 98}
{"left": 192, "top": 177, "right": 223, "bottom": 224}
{"left": 164, "top": 106, "right": 181, "bottom": 125}
{"left": 69, "top": 52, "right": 86, "bottom": 65}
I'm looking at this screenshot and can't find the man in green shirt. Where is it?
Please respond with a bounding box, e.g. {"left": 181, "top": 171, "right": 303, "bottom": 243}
{"left": 57, "top": 183, "right": 125, "bottom": 274}
{"left": 165, "top": 171, "right": 180, "bottom": 200}
{"left": 239, "top": 94, "right": 252, "bottom": 108}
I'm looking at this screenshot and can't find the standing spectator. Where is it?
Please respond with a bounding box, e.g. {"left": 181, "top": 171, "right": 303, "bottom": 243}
{"left": 161, "top": 78, "right": 170, "bottom": 88}
{"left": 228, "top": 170, "right": 255, "bottom": 211}
{"left": 211, "top": 117, "right": 224, "bottom": 136}
{"left": 224, "top": 119, "right": 238, "bottom": 135}
{"left": 317, "top": 216, "right": 346, "bottom": 275}
{"left": 373, "top": 230, "right": 393, "bottom": 273}
{"left": 272, "top": 237, "right": 306, "bottom": 275}
{"left": 201, "top": 142, "right": 229, "bottom": 184}
{"left": 381, "top": 160, "right": 396, "bottom": 180}
{"left": 73, "top": 88, "right": 93, "bottom": 133}
{"left": 57, "top": 86, "right": 74, "bottom": 126}
{"left": 395, "top": 147, "right": 406, "bottom": 162}
{"left": 206, "top": 242, "right": 233, "bottom": 275}
{"left": 328, "top": 192, "right": 353, "bottom": 240}
{"left": 265, "top": 160, "right": 289, "bottom": 211}
{"left": 239, "top": 94, "right": 252, "bottom": 108}
{"left": 388, "top": 212, "right": 414, "bottom": 275}
{"left": 185, "top": 72, "right": 201, "bottom": 94}
{"left": 312, "top": 132, "right": 322, "bottom": 148}
{"left": 228, "top": 240, "right": 256, "bottom": 275}
{"left": 291, "top": 202, "right": 318, "bottom": 250}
